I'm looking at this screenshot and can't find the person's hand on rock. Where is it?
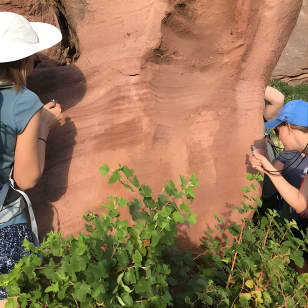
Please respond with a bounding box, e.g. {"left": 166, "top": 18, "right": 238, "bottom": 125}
{"left": 249, "top": 152, "right": 275, "bottom": 175}
{"left": 40, "top": 100, "right": 62, "bottom": 131}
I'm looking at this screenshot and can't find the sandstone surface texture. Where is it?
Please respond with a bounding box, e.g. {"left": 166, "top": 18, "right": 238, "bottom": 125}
{"left": 273, "top": 0, "right": 308, "bottom": 84}
{"left": 1, "top": 0, "right": 303, "bottom": 247}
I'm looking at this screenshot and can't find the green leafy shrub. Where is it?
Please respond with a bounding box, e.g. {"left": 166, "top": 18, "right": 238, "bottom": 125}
{"left": 1, "top": 166, "right": 308, "bottom": 307}
{"left": 190, "top": 173, "right": 308, "bottom": 307}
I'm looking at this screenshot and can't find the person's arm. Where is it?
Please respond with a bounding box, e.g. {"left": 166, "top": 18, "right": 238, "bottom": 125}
{"left": 13, "top": 101, "right": 62, "bottom": 190}
{"left": 262, "top": 159, "right": 284, "bottom": 198}
{"left": 267, "top": 172, "right": 307, "bottom": 214}
{"left": 263, "top": 86, "right": 285, "bottom": 121}
{"left": 250, "top": 152, "right": 308, "bottom": 213}
{"left": 13, "top": 111, "right": 42, "bottom": 189}
{"left": 273, "top": 159, "right": 284, "bottom": 170}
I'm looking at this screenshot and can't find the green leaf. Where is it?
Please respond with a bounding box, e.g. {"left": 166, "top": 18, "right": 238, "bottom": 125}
{"left": 115, "top": 229, "right": 127, "bottom": 243}
{"left": 133, "top": 250, "right": 142, "bottom": 267}
{"left": 99, "top": 164, "right": 110, "bottom": 177}
{"left": 256, "top": 173, "right": 264, "bottom": 182}
{"left": 116, "top": 271, "right": 134, "bottom": 293}
{"left": 45, "top": 282, "right": 59, "bottom": 293}
{"left": 129, "top": 198, "right": 143, "bottom": 221}
{"left": 4, "top": 298, "right": 18, "bottom": 308}
{"left": 18, "top": 294, "right": 28, "bottom": 308}
{"left": 187, "top": 213, "right": 196, "bottom": 225}
{"left": 102, "top": 200, "right": 114, "bottom": 211}
{"left": 245, "top": 280, "right": 254, "bottom": 289}
{"left": 123, "top": 183, "right": 134, "bottom": 192}
{"left": 6, "top": 285, "right": 20, "bottom": 297}
{"left": 250, "top": 183, "right": 256, "bottom": 191}
{"left": 255, "top": 198, "right": 262, "bottom": 207}
{"left": 124, "top": 268, "right": 136, "bottom": 284}
{"left": 180, "top": 202, "right": 190, "bottom": 214}
{"left": 291, "top": 250, "right": 304, "bottom": 268}
{"left": 246, "top": 173, "right": 254, "bottom": 181}
{"left": 160, "top": 206, "right": 172, "bottom": 218}
{"left": 180, "top": 175, "right": 187, "bottom": 189}
{"left": 263, "top": 291, "right": 272, "bottom": 305}
{"left": 298, "top": 273, "right": 308, "bottom": 286}
{"left": 117, "top": 272, "right": 125, "bottom": 285}
{"left": 173, "top": 211, "right": 185, "bottom": 223}
{"left": 214, "top": 213, "right": 224, "bottom": 224}
{"left": 286, "top": 298, "right": 296, "bottom": 307}
{"left": 239, "top": 293, "right": 251, "bottom": 305}
{"left": 116, "top": 197, "right": 128, "bottom": 207}
{"left": 73, "top": 282, "right": 91, "bottom": 303}
{"left": 117, "top": 249, "right": 130, "bottom": 269}
{"left": 108, "top": 170, "right": 121, "bottom": 184}
{"left": 185, "top": 186, "right": 195, "bottom": 200}
{"left": 122, "top": 292, "right": 134, "bottom": 306}
{"left": 227, "top": 222, "right": 241, "bottom": 236}
{"left": 143, "top": 197, "right": 156, "bottom": 209}
{"left": 243, "top": 229, "right": 256, "bottom": 243}
{"left": 165, "top": 180, "right": 177, "bottom": 197}
{"left": 158, "top": 194, "right": 169, "bottom": 206}
{"left": 189, "top": 174, "right": 200, "bottom": 187}
{"left": 139, "top": 185, "right": 152, "bottom": 198}
{"left": 92, "top": 285, "right": 106, "bottom": 301}
{"left": 151, "top": 230, "right": 160, "bottom": 247}
{"left": 121, "top": 165, "right": 134, "bottom": 178}
{"left": 129, "top": 175, "right": 140, "bottom": 188}
{"left": 260, "top": 216, "right": 268, "bottom": 229}
{"left": 241, "top": 187, "right": 250, "bottom": 193}
{"left": 116, "top": 295, "right": 126, "bottom": 307}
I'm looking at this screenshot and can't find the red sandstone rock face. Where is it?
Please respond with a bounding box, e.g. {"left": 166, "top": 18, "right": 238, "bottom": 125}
{"left": 1, "top": 0, "right": 303, "bottom": 246}
{"left": 273, "top": 1, "right": 308, "bottom": 84}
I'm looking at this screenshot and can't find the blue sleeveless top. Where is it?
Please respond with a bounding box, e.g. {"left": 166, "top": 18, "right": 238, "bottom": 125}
{"left": 0, "top": 87, "right": 43, "bottom": 228}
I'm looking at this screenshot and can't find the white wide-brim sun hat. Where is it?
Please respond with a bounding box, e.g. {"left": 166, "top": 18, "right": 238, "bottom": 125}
{"left": 0, "top": 11, "right": 62, "bottom": 63}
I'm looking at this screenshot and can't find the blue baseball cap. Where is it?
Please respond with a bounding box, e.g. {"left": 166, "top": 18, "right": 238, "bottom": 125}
{"left": 265, "top": 100, "right": 308, "bottom": 132}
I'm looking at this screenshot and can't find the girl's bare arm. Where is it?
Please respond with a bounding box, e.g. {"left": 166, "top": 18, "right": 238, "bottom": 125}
{"left": 264, "top": 86, "right": 285, "bottom": 121}
{"left": 13, "top": 101, "right": 61, "bottom": 190}
{"left": 13, "top": 111, "right": 45, "bottom": 190}
{"left": 250, "top": 152, "right": 308, "bottom": 213}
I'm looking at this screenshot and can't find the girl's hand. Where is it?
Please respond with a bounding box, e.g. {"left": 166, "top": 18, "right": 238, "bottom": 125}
{"left": 249, "top": 152, "right": 276, "bottom": 175}
{"left": 40, "top": 100, "right": 62, "bottom": 131}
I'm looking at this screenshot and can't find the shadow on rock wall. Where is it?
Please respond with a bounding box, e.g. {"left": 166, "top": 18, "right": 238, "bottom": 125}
{"left": 27, "top": 56, "right": 87, "bottom": 240}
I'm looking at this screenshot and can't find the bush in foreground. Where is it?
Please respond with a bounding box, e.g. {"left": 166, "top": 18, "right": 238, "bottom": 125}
{"left": 1, "top": 165, "right": 308, "bottom": 307}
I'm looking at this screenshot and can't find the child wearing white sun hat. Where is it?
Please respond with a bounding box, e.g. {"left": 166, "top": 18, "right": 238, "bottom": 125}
{"left": 0, "top": 12, "right": 62, "bottom": 303}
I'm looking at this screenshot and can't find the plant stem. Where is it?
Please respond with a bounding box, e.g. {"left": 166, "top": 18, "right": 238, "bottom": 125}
{"left": 226, "top": 221, "right": 245, "bottom": 288}
{"left": 72, "top": 294, "right": 79, "bottom": 307}
{"left": 277, "top": 273, "right": 288, "bottom": 308}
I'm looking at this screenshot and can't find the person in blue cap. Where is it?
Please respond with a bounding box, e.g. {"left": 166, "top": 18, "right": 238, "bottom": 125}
{"left": 250, "top": 100, "right": 308, "bottom": 220}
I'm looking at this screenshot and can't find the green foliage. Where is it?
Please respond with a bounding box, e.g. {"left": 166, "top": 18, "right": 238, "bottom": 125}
{"left": 2, "top": 168, "right": 308, "bottom": 307}
{"left": 269, "top": 80, "right": 308, "bottom": 102}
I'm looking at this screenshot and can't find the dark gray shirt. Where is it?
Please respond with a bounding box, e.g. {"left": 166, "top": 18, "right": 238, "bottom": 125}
{"left": 277, "top": 151, "right": 308, "bottom": 189}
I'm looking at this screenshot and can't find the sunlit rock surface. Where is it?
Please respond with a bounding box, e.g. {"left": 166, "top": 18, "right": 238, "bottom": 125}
{"left": 1, "top": 0, "right": 303, "bottom": 247}
{"left": 273, "top": 1, "right": 308, "bottom": 84}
